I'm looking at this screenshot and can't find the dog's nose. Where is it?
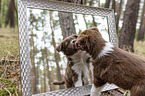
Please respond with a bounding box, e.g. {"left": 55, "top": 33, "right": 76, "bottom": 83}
{"left": 75, "top": 42, "right": 78, "bottom": 47}
{"left": 75, "top": 43, "right": 79, "bottom": 49}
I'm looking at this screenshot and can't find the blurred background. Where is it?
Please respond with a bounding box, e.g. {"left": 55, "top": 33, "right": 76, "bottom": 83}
{"left": 0, "top": 0, "right": 145, "bottom": 95}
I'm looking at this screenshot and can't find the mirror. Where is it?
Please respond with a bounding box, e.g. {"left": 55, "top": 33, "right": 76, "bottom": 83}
{"left": 27, "top": 8, "right": 109, "bottom": 94}
{"left": 18, "top": 1, "right": 117, "bottom": 95}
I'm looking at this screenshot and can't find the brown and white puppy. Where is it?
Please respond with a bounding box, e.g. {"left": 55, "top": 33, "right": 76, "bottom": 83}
{"left": 55, "top": 34, "right": 91, "bottom": 88}
{"left": 75, "top": 27, "right": 145, "bottom": 96}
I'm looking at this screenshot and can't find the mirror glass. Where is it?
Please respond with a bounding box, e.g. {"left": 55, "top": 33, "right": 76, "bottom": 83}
{"left": 27, "top": 8, "right": 109, "bottom": 94}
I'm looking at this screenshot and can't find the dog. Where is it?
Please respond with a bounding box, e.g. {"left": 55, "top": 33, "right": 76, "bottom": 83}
{"left": 53, "top": 34, "right": 91, "bottom": 88}
{"left": 75, "top": 27, "right": 145, "bottom": 96}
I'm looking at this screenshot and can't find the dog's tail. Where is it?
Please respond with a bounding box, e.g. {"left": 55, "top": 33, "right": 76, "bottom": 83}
{"left": 51, "top": 81, "right": 65, "bottom": 85}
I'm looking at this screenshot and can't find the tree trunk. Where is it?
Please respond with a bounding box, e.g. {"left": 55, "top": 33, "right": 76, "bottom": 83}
{"left": 119, "top": 0, "right": 141, "bottom": 52}
{"left": 39, "top": 50, "right": 45, "bottom": 93}
{"left": 89, "top": 0, "right": 97, "bottom": 27}
{"left": 42, "top": 56, "right": 46, "bottom": 92}
{"left": 30, "top": 34, "right": 37, "bottom": 94}
{"left": 5, "top": 0, "right": 15, "bottom": 28}
{"left": 137, "top": 0, "right": 145, "bottom": 41}
{"left": 116, "top": 0, "right": 123, "bottom": 33}
{"left": 111, "top": 0, "right": 116, "bottom": 12}
{"left": 58, "top": 12, "right": 76, "bottom": 39}
{"left": 35, "top": 59, "right": 39, "bottom": 94}
{"left": 49, "top": 11, "right": 65, "bottom": 89}
{"left": 36, "top": 61, "right": 40, "bottom": 93}
{"left": 0, "top": 0, "right": 1, "bottom": 28}
{"left": 83, "top": 15, "right": 88, "bottom": 29}
{"left": 89, "top": 0, "right": 94, "bottom": 6}
{"left": 98, "top": 0, "right": 100, "bottom": 7}
{"left": 45, "top": 47, "right": 55, "bottom": 91}
{"left": 104, "top": 0, "right": 111, "bottom": 8}
{"left": 29, "top": 12, "right": 37, "bottom": 94}
{"left": 57, "top": 0, "right": 83, "bottom": 39}
{"left": 40, "top": 69, "right": 43, "bottom": 93}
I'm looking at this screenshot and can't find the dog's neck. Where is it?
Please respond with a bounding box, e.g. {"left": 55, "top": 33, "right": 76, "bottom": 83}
{"left": 98, "top": 42, "right": 114, "bottom": 58}
{"left": 68, "top": 51, "right": 90, "bottom": 87}
{"left": 69, "top": 51, "right": 90, "bottom": 76}
{"left": 87, "top": 41, "right": 114, "bottom": 60}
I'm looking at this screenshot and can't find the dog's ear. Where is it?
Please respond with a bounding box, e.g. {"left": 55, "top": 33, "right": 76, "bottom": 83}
{"left": 56, "top": 43, "right": 63, "bottom": 52}
{"left": 56, "top": 34, "right": 77, "bottom": 52}
{"left": 90, "top": 27, "right": 99, "bottom": 32}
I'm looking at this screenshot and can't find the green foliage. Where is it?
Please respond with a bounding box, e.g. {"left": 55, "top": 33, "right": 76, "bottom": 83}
{"left": 0, "top": 88, "right": 19, "bottom": 96}
{"left": 0, "top": 78, "right": 14, "bottom": 87}
{"left": 0, "top": 78, "right": 20, "bottom": 96}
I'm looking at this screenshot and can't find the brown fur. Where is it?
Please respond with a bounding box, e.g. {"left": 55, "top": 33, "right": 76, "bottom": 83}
{"left": 55, "top": 34, "right": 90, "bottom": 88}
{"left": 75, "top": 27, "right": 145, "bottom": 96}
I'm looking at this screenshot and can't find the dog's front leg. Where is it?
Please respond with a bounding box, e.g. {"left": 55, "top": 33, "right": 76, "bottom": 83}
{"left": 91, "top": 80, "right": 106, "bottom": 96}
{"left": 91, "top": 84, "right": 106, "bottom": 96}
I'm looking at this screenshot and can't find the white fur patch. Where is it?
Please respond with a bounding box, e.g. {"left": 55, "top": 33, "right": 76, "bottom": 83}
{"left": 70, "top": 51, "right": 90, "bottom": 87}
{"left": 91, "top": 84, "right": 106, "bottom": 96}
{"left": 98, "top": 42, "right": 114, "bottom": 58}
{"left": 75, "top": 74, "right": 82, "bottom": 87}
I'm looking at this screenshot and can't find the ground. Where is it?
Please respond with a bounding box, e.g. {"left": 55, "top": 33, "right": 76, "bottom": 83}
{"left": 0, "top": 27, "right": 19, "bottom": 59}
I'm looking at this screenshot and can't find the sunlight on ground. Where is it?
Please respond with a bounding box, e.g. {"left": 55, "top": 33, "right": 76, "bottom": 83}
{"left": 0, "top": 27, "right": 19, "bottom": 59}
{"left": 134, "top": 40, "right": 145, "bottom": 58}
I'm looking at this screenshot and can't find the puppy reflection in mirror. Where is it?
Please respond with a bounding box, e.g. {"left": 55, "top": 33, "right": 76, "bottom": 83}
{"left": 75, "top": 27, "right": 145, "bottom": 96}
{"left": 52, "top": 34, "right": 91, "bottom": 88}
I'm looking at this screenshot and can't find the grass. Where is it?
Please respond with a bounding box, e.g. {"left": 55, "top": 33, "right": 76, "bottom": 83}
{"left": 0, "top": 26, "right": 19, "bottom": 59}
{"left": 0, "top": 26, "right": 20, "bottom": 95}
{"left": 134, "top": 40, "right": 145, "bottom": 58}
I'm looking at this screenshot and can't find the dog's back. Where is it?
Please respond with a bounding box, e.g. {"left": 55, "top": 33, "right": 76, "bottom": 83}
{"left": 75, "top": 28, "right": 145, "bottom": 96}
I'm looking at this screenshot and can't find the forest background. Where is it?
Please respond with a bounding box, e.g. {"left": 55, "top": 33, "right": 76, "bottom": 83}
{"left": 0, "top": 0, "right": 145, "bottom": 95}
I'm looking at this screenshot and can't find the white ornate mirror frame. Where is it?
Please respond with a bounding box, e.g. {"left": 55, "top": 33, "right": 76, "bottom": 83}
{"left": 17, "top": 0, "right": 118, "bottom": 95}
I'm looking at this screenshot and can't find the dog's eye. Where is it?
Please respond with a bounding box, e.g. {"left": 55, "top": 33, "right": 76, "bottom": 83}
{"left": 73, "top": 35, "right": 78, "bottom": 38}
